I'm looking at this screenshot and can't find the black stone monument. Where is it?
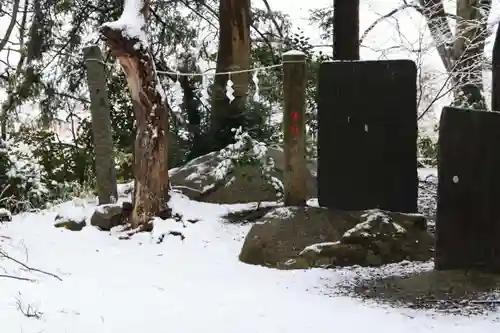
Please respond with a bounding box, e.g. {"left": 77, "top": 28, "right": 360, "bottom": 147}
{"left": 317, "top": 60, "right": 418, "bottom": 213}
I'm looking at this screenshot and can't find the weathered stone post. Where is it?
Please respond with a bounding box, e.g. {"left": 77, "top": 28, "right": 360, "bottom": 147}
{"left": 436, "top": 106, "right": 500, "bottom": 273}
{"left": 282, "top": 50, "right": 307, "bottom": 206}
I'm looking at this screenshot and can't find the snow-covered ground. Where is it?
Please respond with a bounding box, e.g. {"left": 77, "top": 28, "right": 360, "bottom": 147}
{"left": 0, "top": 178, "right": 499, "bottom": 332}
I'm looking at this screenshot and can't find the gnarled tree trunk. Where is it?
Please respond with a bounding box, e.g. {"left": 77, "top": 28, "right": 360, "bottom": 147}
{"left": 100, "top": 0, "right": 170, "bottom": 229}
{"left": 210, "top": 0, "right": 251, "bottom": 151}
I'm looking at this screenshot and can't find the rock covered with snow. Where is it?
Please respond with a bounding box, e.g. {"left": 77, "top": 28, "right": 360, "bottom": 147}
{"left": 90, "top": 202, "right": 132, "bottom": 231}
{"left": 169, "top": 147, "right": 317, "bottom": 204}
{"left": 239, "top": 207, "right": 434, "bottom": 269}
{"left": 300, "top": 209, "right": 433, "bottom": 267}
{"left": 0, "top": 208, "right": 12, "bottom": 222}
{"left": 54, "top": 218, "right": 86, "bottom": 231}
{"left": 239, "top": 206, "right": 353, "bottom": 268}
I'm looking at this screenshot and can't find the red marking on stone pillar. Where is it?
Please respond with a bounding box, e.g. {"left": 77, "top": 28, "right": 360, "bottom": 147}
{"left": 291, "top": 112, "right": 299, "bottom": 135}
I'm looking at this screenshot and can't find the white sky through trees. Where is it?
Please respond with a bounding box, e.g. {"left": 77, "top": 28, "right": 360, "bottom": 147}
{"left": 1, "top": 0, "right": 500, "bottom": 130}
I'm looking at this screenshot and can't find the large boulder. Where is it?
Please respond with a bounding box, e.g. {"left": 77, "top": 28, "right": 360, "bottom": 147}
{"left": 169, "top": 147, "right": 317, "bottom": 204}
{"left": 239, "top": 207, "right": 356, "bottom": 268}
{"left": 239, "top": 207, "right": 434, "bottom": 269}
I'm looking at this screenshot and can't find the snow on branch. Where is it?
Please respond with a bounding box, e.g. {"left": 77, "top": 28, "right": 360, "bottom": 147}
{"left": 100, "top": 0, "right": 165, "bottom": 108}
{"left": 101, "top": 0, "right": 148, "bottom": 48}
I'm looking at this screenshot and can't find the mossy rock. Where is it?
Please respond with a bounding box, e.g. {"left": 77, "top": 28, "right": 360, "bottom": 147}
{"left": 54, "top": 219, "right": 86, "bottom": 231}
{"left": 239, "top": 206, "right": 360, "bottom": 268}
{"left": 239, "top": 207, "right": 434, "bottom": 269}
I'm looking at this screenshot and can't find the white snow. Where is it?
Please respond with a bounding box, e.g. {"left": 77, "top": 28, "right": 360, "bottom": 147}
{"left": 101, "top": 0, "right": 148, "bottom": 46}
{"left": 392, "top": 222, "right": 406, "bottom": 234}
{"left": 0, "top": 208, "right": 12, "bottom": 219}
{"left": 0, "top": 192, "right": 499, "bottom": 332}
{"left": 94, "top": 203, "right": 121, "bottom": 214}
{"left": 343, "top": 209, "right": 391, "bottom": 238}
{"left": 418, "top": 168, "right": 437, "bottom": 181}
{"left": 283, "top": 50, "right": 306, "bottom": 56}
{"left": 264, "top": 206, "right": 296, "bottom": 220}
{"left": 300, "top": 241, "right": 340, "bottom": 255}
{"left": 307, "top": 197, "right": 319, "bottom": 207}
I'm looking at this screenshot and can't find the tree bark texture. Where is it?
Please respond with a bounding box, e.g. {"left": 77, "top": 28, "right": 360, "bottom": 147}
{"left": 418, "top": 0, "right": 454, "bottom": 73}
{"left": 419, "top": 0, "right": 490, "bottom": 108}
{"left": 453, "top": 0, "right": 490, "bottom": 108}
{"left": 100, "top": 0, "right": 170, "bottom": 228}
{"left": 333, "top": 0, "right": 360, "bottom": 60}
{"left": 83, "top": 45, "right": 118, "bottom": 205}
{"left": 283, "top": 52, "right": 307, "bottom": 206}
{"left": 436, "top": 106, "right": 500, "bottom": 273}
{"left": 210, "top": 0, "right": 251, "bottom": 151}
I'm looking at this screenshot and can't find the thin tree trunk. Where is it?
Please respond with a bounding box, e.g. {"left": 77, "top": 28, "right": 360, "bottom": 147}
{"left": 418, "top": 0, "right": 454, "bottom": 72}
{"left": 83, "top": 45, "right": 118, "bottom": 205}
{"left": 1, "top": 0, "right": 30, "bottom": 140}
{"left": 452, "top": 0, "right": 490, "bottom": 108}
{"left": 101, "top": 0, "right": 170, "bottom": 229}
{"left": 210, "top": 0, "right": 251, "bottom": 151}
{"left": 333, "top": 0, "right": 360, "bottom": 60}
{"left": 0, "top": 0, "right": 21, "bottom": 53}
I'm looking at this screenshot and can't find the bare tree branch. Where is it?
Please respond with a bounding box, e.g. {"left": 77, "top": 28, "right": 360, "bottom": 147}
{"left": 413, "top": 0, "right": 454, "bottom": 72}
{"left": 0, "top": 0, "right": 21, "bottom": 53}
{"left": 0, "top": 274, "right": 34, "bottom": 282}
{"left": 261, "top": 0, "right": 284, "bottom": 38}
{"left": 360, "top": 4, "right": 414, "bottom": 44}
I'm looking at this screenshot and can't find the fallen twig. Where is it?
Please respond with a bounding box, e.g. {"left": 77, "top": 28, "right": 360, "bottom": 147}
{"left": 0, "top": 250, "right": 62, "bottom": 281}
{"left": 16, "top": 297, "right": 42, "bottom": 319}
{"left": 0, "top": 274, "right": 34, "bottom": 282}
{"left": 469, "top": 299, "right": 500, "bottom": 304}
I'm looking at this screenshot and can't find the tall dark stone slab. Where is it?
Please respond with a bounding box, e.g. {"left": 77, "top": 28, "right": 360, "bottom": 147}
{"left": 317, "top": 60, "right": 418, "bottom": 213}
{"left": 436, "top": 106, "right": 500, "bottom": 273}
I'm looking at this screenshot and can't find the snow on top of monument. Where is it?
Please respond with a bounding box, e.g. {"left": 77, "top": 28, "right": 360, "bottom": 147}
{"left": 283, "top": 50, "right": 305, "bottom": 56}
{"left": 101, "top": 0, "right": 148, "bottom": 47}
{"left": 322, "top": 59, "right": 376, "bottom": 63}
